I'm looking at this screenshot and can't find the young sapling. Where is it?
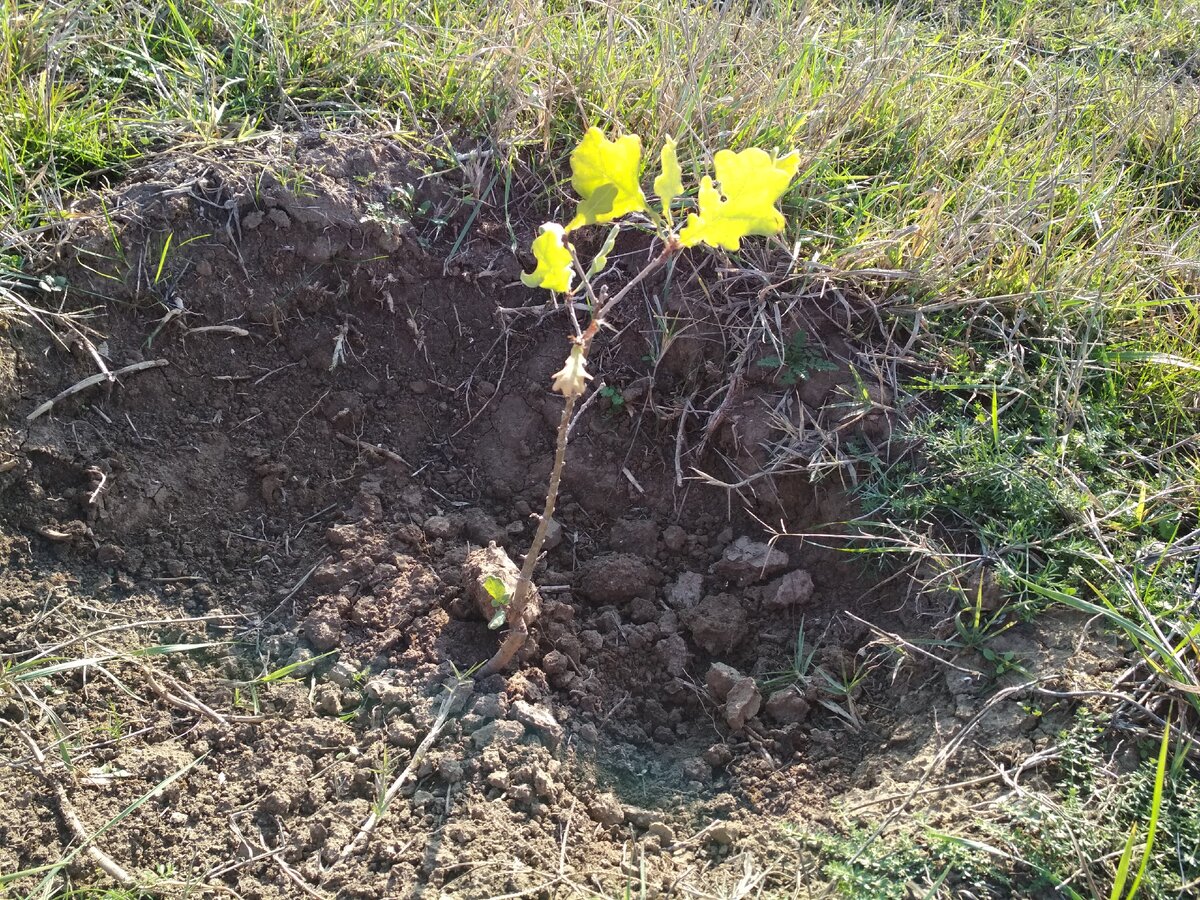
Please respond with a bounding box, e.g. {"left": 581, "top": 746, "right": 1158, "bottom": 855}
{"left": 479, "top": 128, "right": 799, "bottom": 676}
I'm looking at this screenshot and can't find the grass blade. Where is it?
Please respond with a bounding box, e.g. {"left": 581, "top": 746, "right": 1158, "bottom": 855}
{"left": 1124, "top": 719, "right": 1172, "bottom": 899}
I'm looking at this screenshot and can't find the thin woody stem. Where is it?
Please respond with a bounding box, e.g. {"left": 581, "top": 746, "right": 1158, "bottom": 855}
{"left": 480, "top": 240, "right": 680, "bottom": 677}
{"left": 479, "top": 393, "right": 577, "bottom": 676}
{"left": 567, "top": 245, "right": 598, "bottom": 337}
{"left": 591, "top": 242, "right": 677, "bottom": 326}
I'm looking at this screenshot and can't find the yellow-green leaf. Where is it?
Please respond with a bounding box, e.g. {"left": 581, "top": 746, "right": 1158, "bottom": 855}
{"left": 483, "top": 575, "right": 510, "bottom": 606}
{"left": 573, "top": 183, "right": 619, "bottom": 229}
{"left": 566, "top": 128, "right": 648, "bottom": 230}
{"left": 586, "top": 224, "right": 620, "bottom": 277}
{"left": 678, "top": 148, "right": 800, "bottom": 251}
{"left": 654, "top": 136, "right": 683, "bottom": 223}
{"left": 521, "top": 223, "right": 574, "bottom": 294}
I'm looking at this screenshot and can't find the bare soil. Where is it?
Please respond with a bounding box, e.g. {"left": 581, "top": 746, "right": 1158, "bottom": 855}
{"left": 0, "top": 133, "right": 1124, "bottom": 898}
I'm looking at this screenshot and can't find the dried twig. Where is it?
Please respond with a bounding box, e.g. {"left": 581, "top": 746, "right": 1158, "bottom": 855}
{"left": 480, "top": 397, "right": 575, "bottom": 676}
{"left": 846, "top": 612, "right": 986, "bottom": 678}
{"left": 27, "top": 359, "right": 169, "bottom": 421}
{"left": 335, "top": 433, "right": 409, "bottom": 468}
{"left": 138, "top": 663, "right": 265, "bottom": 725}
{"left": 3, "top": 721, "right": 134, "bottom": 886}
{"left": 185, "top": 325, "right": 251, "bottom": 338}
{"left": 264, "top": 557, "right": 328, "bottom": 621}
{"left": 333, "top": 679, "right": 468, "bottom": 866}
{"left": 844, "top": 679, "right": 1048, "bottom": 867}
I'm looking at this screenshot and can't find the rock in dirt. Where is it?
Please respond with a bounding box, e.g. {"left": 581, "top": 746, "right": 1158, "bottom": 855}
{"left": 313, "top": 684, "right": 342, "bottom": 716}
{"left": 541, "top": 650, "right": 570, "bottom": 678}
{"left": 704, "top": 743, "right": 734, "bottom": 767}
{"left": 629, "top": 596, "right": 659, "bottom": 624}
{"left": 96, "top": 544, "right": 125, "bottom": 568}
{"left": 944, "top": 667, "right": 982, "bottom": 697}
{"left": 706, "top": 663, "right": 742, "bottom": 701}
{"left": 681, "top": 757, "right": 711, "bottom": 782}
{"left": 532, "top": 768, "right": 555, "bottom": 799}
{"left": 623, "top": 805, "right": 658, "bottom": 828}
{"left": 658, "top": 633, "right": 691, "bottom": 677}
{"left": 471, "top": 719, "right": 525, "bottom": 749}
{"left": 387, "top": 721, "right": 419, "bottom": 747}
{"left": 761, "top": 569, "right": 814, "bottom": 609}
{"left": 648, "top": 822, "right": 675, "bottom": 846}
{"left": 662, "top": 524, "right": 687, "bottom": 552}
{"left": 436, "top": 756, "right": 464, "bottom": 783}
{"left": 577, "top": 553, "right": 657, "bottom": 604}
{"left": 707, "top": 822, "right": 739, "bottom": 847}
{"left": 464, "top": 508, "right": 504, "bottom": 545}
{"left": 686, "top": 593, "right": 748, "bottom": 654}
{"left": 469, "top": 693, "right": 507, "bottom": 720}
{"left": 283, "top": 646, "right": 318, "bottom": 677}
{"left": 311, "top": 560, "right": 356, "bottom": 590}
{"left": 542, "top": 516, "right": 564, "bottom": 551}
{"left": 463, "top": 542, "right": 539, "bottom": 623}
{"left": 422, "top": 514, "right": 458, "bottom": 540}
{"left": 258, "top": 790, "right": 291, "bottom": 815}
{"left": 765, "top": 686, "right": 810, "bottom": 724}
{"left": 588, "top": 793, "right": 625, "bottom": 828}
{"left": 327, "top": 660, "right": 359, "bottom": 688}
{"left": 510, "top": 700, "right": 563, "bottom": 750}
{"left": 715, "top": 536, "right": 789, "bottom": 585}
{"left": 412, "top": 790, "right": 436, "bottom": 809}
{"left": 723, "top": 676, "right": 762, "bottom": 731}
{"left": 365, "top": 678, "right": 407, "bottom": 706}
{"left": 666, "top": 571, "right": 704, "bottom": 612}
{"left": 303, "top": 608, "right": 343, "bottom": 651}
{"left": 325, "top": 523, "right": 360, "bottom": 548}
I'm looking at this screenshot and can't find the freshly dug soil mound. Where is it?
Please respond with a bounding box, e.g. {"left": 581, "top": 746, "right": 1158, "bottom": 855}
{"left": 0, "top": 133, "right": 1108, "bottom": 897}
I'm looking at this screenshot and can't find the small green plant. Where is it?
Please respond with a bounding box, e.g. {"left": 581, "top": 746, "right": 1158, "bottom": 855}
{"left": 757, "top": 330, "right": 836, "bottom": 385}
{"left": 760, "top": 622, "right": 877, "bottom": 728}
{"left": 103, "top": 702, "right": 124, "bottom": 741}
{"left": 482, "top": 574, "right": 511, "bottom": 630}
{"left": 481, "top": 127, "right": 799, "bottom": 675}
{"left": 372, "top": 746, "right": 396, "bottom": 818}
{"left": 762, "top": 620, "right": 818, "bottom": 692}
{"left": 254, "top": 649, "right": 337, "bottom": 684}
{"left": 598, "top": 384, "right": 626, "bottom": 412}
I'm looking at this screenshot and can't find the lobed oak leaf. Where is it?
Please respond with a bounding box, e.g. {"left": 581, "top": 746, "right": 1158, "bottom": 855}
{"left": 653, "top": 136, "right": 683, "bottom": 224}
{"left": 566, "top": 128, "right": 648, "bottom": 230}
{"left": 521, "top": 223, "right": 574, "bottom": 294}
{"left": 678, "top": 148, "right": 800, "bottom": 251}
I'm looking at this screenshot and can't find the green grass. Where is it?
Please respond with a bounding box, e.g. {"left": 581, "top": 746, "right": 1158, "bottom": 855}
{"left": 2, "top": 0, "right": 1199, "bottom": 896}
{"left": 988, "top": 710, "right": 1199, "bottom": 900}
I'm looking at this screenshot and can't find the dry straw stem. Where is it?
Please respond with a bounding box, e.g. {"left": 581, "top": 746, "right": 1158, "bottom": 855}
{"left": 26, "top": 358, "right": 169, "bottom": 421}
{"left": 4, "top": 722, "right": 135, "bottom": 887}
{"left": 334, "top": 678, "right": 469, "bottom": 865}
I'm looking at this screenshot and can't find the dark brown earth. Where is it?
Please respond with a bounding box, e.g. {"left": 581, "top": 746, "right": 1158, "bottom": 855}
{"left": 0, "top": 133, "right": 1124, "bottom": 898}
